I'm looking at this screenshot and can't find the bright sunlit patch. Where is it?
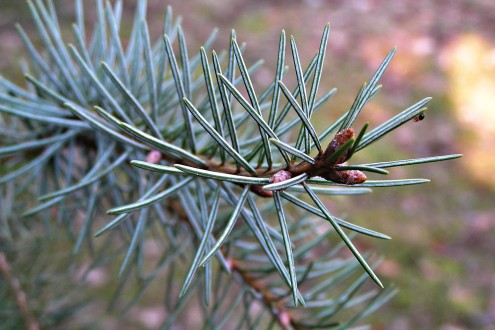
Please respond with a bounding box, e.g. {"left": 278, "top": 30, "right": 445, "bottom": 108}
{"left": 443, "top": 34, "right": 495, "bottom": 188}
{"left": 443, "top": 34, "right": 495, "bottom": 134}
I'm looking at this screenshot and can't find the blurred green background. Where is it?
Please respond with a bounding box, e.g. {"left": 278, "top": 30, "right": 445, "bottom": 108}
{"left": 1, "top": 0, "right": 495, "bottom": 329}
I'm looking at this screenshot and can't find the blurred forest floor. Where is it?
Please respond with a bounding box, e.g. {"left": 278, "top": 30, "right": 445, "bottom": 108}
{"left": 1, "top": 0, "right": 495, "bottom": 329}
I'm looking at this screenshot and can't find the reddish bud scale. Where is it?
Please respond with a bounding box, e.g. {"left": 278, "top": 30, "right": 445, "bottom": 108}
{"left": 322, "top": 128, "right": 355, "bottom": 165}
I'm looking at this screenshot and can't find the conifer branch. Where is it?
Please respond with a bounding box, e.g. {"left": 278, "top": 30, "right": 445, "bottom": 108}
{"left": 0, "top": 0, "right": 462, "bottom": 327}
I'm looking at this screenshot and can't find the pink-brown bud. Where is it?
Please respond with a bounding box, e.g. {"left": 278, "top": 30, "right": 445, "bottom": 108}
{"left": 145, "top": 150, "right": 162, "bottom": 164}
{"left": 269, "top": 170, "right": 292, "bottom": 184}
{"left": 321, "top": 169, "right": 367, "bottom": 185}
{"left": 251, "top": 170, "right": 293, "bottom": 198}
